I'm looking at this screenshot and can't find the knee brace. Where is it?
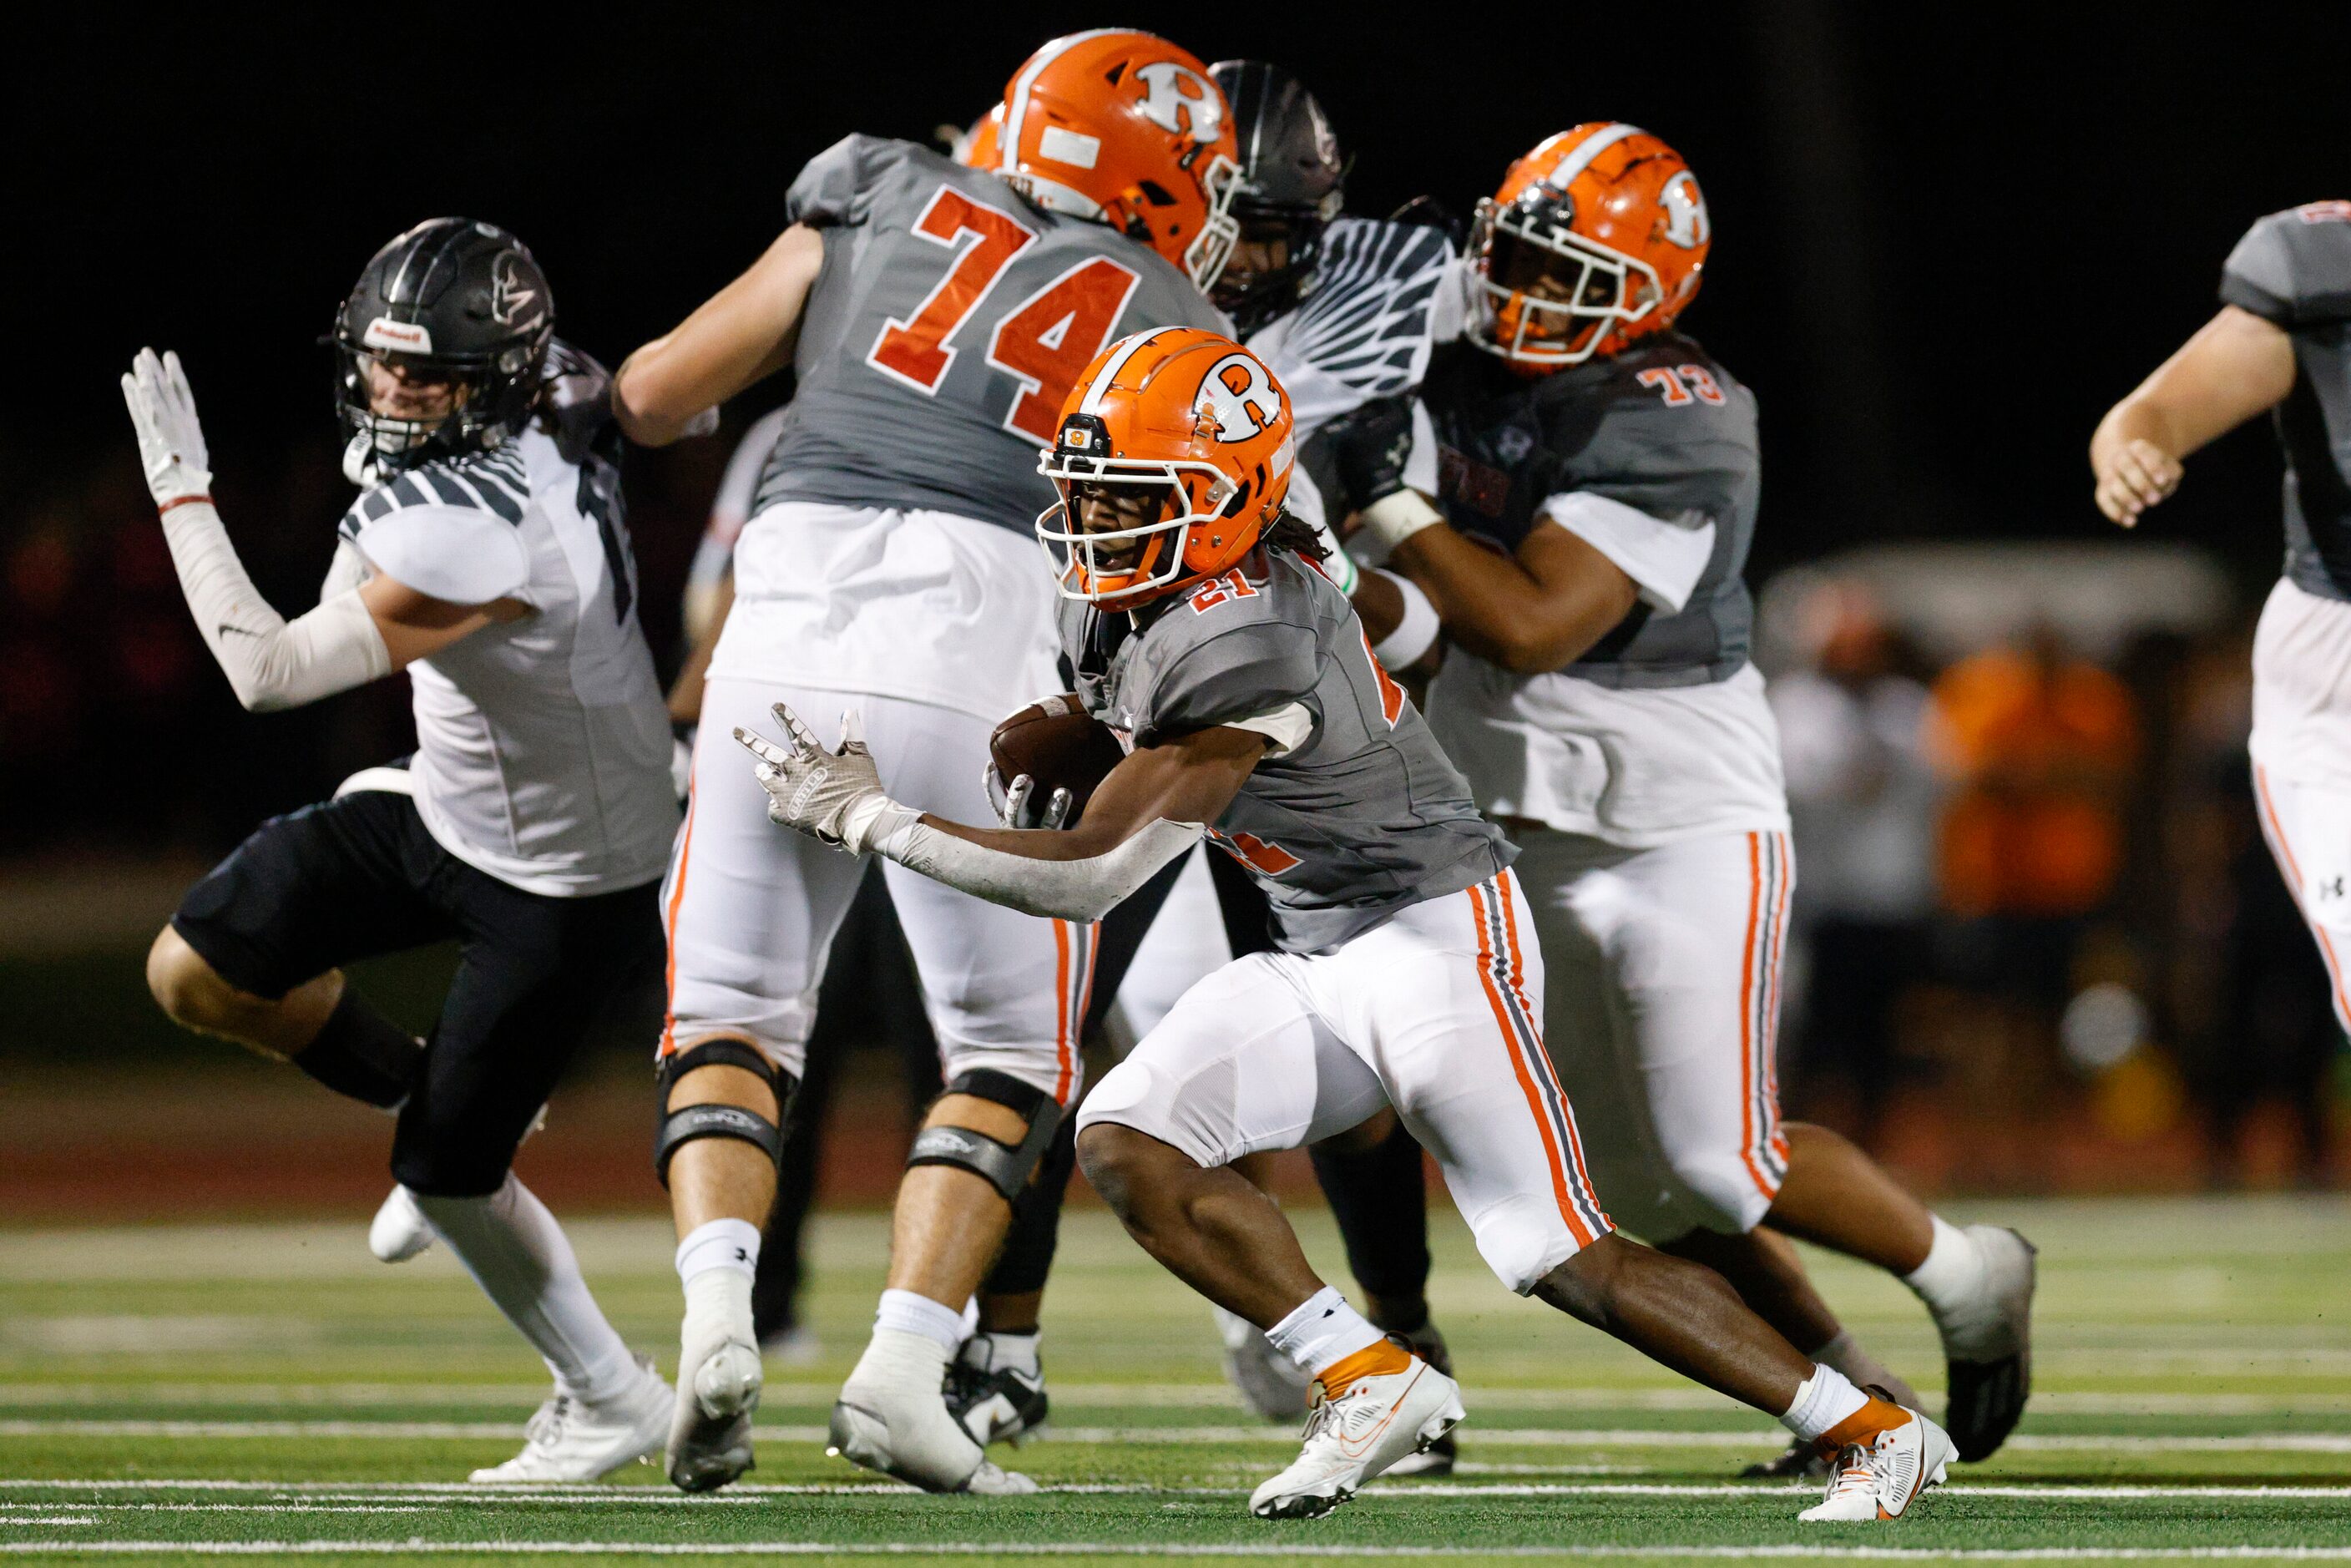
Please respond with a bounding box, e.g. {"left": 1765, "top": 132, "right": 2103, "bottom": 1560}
{"left": 655, "top": 1038, "right": 798, "bottom": 1189}
{"left": 908, "top": 1069, "right": 1060, "bottom": 1202}
{"left": 984, "top": 1117, "right": 1078, "bottom": 1296}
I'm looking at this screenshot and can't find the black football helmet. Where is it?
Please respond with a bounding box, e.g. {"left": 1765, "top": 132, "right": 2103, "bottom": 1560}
{"left": 1207, "top": 61, "right": 1346, "bottom": 336}
{"left": 332, "top": 218, "right": 555, "bottom": 478}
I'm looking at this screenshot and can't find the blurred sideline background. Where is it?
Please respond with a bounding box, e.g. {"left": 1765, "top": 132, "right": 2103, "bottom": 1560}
{"left": 8, "top": 5, "right": 2351, "bottom": 1223}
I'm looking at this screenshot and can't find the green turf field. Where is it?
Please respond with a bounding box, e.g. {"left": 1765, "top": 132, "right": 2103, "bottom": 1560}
{"left": 4, "top": 1196, "right": 2350, "bottom": 1565}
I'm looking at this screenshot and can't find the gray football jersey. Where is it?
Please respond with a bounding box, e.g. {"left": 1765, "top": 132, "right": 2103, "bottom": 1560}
{"left": 754, "top": 134, "right": 1228, "bottom": 534}
{"left": 1419, "top": 331, "right": 1759, "bottom": 688}
{"left": 1062, "top": 549, "right": 1513, "bottom": 953}
{"left": 2221, "top": 203, "right": 2351, "bottom": 600}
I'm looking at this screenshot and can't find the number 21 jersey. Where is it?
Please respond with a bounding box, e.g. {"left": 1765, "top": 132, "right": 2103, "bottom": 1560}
{"left": 752, "top": 134, "right": 1228, "bottom": 534}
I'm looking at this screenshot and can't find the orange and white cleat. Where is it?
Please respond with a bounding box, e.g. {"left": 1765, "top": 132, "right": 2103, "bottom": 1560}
{"left": 1248, "top": 1348, "right": 1464, "bottom": 1520}
{"left": 1797, "top": 1405, "right": 1955, "bottom": 1522}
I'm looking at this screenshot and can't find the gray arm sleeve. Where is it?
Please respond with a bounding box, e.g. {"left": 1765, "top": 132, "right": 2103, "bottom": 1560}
{"left": 873, "top": 816, "right": 1206, "bottom": 923}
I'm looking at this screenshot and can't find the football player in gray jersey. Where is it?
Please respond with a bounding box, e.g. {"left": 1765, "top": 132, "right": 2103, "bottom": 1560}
{"left": 611, "top": 30, "right": 1237, "bottom": 1496}
{"left": 2095, "top": 202, "right": 2351, "bottom": 1055}
{"left": 123, "top": 220, "right": 677, "bottom": 1483}
{"left": 741, "top": 326, "right": 1956, "bottom": 1524}
{"left": 1094, "top": 57, "right": 1470, "bottom": 1444}
{"left": 1332, "top": 126, "right": 2039, "bottom": 1503}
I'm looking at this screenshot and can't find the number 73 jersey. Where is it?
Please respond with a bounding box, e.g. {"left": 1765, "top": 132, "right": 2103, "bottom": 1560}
{"left": 754, "top": 134, "right": 1229, "bottom": 536}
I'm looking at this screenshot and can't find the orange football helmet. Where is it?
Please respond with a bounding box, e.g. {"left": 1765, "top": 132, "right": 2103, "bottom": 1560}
{"left": 1468, "top": 123, "right": 1711, "bottom": 368}
{"left": 953, "top": 104, "right": 1003, "bottom": 169}
{"left": 999, "top": 30, "right": 1242, "bottom": 290}
{"left": 1037, "top": 327, "right": 1295, "bottom": 609}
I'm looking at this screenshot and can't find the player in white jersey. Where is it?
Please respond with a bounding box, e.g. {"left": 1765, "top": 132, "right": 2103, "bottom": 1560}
{"left": 126, "top": 220, "right": 679, "bottom": 1482}
{"left": 612, "top": 30, "right": 1236, "bottom": 1495}
{"left": 1329, "top": 127, "right": 2040, "bottom": 1488}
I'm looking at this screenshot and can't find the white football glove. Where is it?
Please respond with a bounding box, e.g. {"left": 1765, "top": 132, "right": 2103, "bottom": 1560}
{"left": 986, "top": 766, "right": 1074, "bottom": 832}
{"left": 735, "top": 703, "right": 914, "bottom": 854}
{"left": 120, "top": 348, "right": 214, "bottom": 507}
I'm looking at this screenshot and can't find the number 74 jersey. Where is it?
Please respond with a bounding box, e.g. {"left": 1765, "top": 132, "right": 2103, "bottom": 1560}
{"left": 753, "top": 134, "right": 1229, "bottom": 536}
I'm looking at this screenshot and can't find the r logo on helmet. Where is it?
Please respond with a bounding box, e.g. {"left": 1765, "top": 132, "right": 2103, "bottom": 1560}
{"left": 1196, "top": 353, "right": 1282, "bottom": 441}
{"left": 1133, "top": 62, "right": 1223, "bottom": 143}
{"left": 1659, "top": 171, "right": 1709, "bottom": 250}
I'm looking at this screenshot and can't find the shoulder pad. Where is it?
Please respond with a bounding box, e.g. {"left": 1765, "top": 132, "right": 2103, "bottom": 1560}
{"left": 2222, "top": 203, "right": 2351, "bottom": 326}
{"left": 338, "top": 443, "right": 532, "bottom": 543}
{"left": 785, "top": 134, "right": 918, "bottom": 230}
{"left": 1258, "top": 218, "right": 1457, "bottom": 420}
{"left": 1127, "top": 560, "right": 1326, "bottom": 743}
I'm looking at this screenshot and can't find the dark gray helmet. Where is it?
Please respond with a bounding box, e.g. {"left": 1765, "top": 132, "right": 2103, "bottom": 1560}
{"left": 1207, "top": 61, "right": 1345, "bottom": 335}
{"left": 332, "top": 218, "right": 555, "bottom": 477}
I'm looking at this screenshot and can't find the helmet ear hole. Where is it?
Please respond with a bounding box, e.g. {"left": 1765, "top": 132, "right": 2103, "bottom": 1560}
{"left": 1226, "top": 478, "right": 1251, "bottom": 517}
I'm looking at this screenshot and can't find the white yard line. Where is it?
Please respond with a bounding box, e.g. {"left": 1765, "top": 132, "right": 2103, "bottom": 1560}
{"left": 8, "top": 1541, "right": 2351, "bottom": 1560}
{"left": 3, "top": 1479, "right": 2351, "bottom": 1503}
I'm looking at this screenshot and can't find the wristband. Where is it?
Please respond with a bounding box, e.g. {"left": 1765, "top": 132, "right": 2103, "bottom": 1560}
{"left": 1356, "top": 489, "right": 1446, "bottom": 564}
{"left": 841, "top": 792, "right": 921, "bottom": 856}
{"left": 1306, "top": 513, "right": 1358, "bottom": 595}
{"left": 158, "top": 493, "right": 215, "bottom": 515}
{"left": 1370, "top": 570, "right": 1441, "bottom": 670}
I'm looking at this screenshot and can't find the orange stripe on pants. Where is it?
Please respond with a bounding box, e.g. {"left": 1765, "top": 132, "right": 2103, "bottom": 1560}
{"left": 1733, "top": 833, "right": 1774, "bottom": 1194}
{"left": 657, "top": 790, "right": 700, "bottom": 1059}
{"left": 1469, "top": 883, "right": 1594, "bottom": 1247}
{"left": 2254, "top": 764, "right": 2351, "bottom": 1034}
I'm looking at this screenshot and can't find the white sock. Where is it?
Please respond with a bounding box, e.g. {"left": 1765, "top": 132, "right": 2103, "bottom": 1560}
{"left": 675, "top": 1218, "right": 761, "bottom": 1285}
{"left": 1264, "top": 1286, "right": 1383, "bottom": 1377}
{"left": 1904, "top": 1216, "right": 1988, "bottom": 1320}
{"left": 846, "top": 1324, "right": 953, "bottom": 1397}
{"left": 412, "top": 1176, "right": 638, "bottom": 1406}
{"left": 963, "top": 1328, "right": 1040, "bottom": 1376}
{"left": 1809, "top": 1329, "right": 1922, "bottom": 1411}
{"left": 873, "top": 1287, "right": 968, "bottom": 1354}
{"left": 1780, "top": 1364, "right": 1869, "bottom": 1444}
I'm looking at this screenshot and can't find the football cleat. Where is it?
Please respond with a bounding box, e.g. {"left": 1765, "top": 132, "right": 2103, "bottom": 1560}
{"left": 367, "top": 1186, "right": 434, "bottom": 1263}
{"left": 1248, "top": 1353, "right": 1464, "bottom": 1520}
{"left": 666, "top": 1323, "right": 761, "bottom": 1493}
{"left": 827, "top": 1388, "right": 1037, "bottom": 1495}
{"left": 1797, "top": 1407, "right": 1954, "bottom": 1523}
{"left": 1212, "top": 1305, "right": 1314, "bottom": 1420}
{"left": 1374, "top": 1323, "right": 1458, "bottom": 1479}
{"left": 1930, "top": 1227, "right": 2037, "bottom": 1461}
{"left": 1742, "top": 1439, "right": 1833, "bottom": 1481}
{"left": 943, "top": 1335, "right": 1049, "bottom": 1447}
{"left": 469, "top": 1356, "right": 670, "bottom": 1483}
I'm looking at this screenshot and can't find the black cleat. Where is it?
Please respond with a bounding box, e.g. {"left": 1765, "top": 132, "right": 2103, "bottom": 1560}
{"left": 943, "top": 1336, "right": 1050, "bottom": 1447}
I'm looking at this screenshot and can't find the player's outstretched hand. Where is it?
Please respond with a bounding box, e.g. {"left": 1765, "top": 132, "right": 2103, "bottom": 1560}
{"left": 120, "top": 348, "right": 214, "bottom": 508}
{"left": 735, "top": 703, "right": 897, "bottom": 852}
{"left": 2093, "top": 436, "right": 2182, "bottom": 528}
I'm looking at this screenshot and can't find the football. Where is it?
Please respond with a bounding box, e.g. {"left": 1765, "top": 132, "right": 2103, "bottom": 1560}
{"left": 988, "top": 694, "right": 1126, "bottom": 827}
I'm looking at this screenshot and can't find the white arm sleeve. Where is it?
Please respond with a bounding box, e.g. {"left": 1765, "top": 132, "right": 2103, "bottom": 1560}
{"left": 872, "top": 816, "right": 1206, "bottom": 923}
{"left": 319, "top": 538, "right": 372, "bottom": 602}
{"left": 160, "top": 500, "right": 392, "bottom": 712}
{"left": 1538, "top": 491, "right": 1717, "bottom": 614}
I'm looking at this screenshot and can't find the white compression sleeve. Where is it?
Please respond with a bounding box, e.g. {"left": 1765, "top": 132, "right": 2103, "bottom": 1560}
{"left": 873, "top": 816, "right": 1206, "bottom": 923}
{"left": 1370, "top": 569, "right": 1440, "bottom": 668}
{"left": 159, "top": 500, "right": 392, "bottom": 711}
